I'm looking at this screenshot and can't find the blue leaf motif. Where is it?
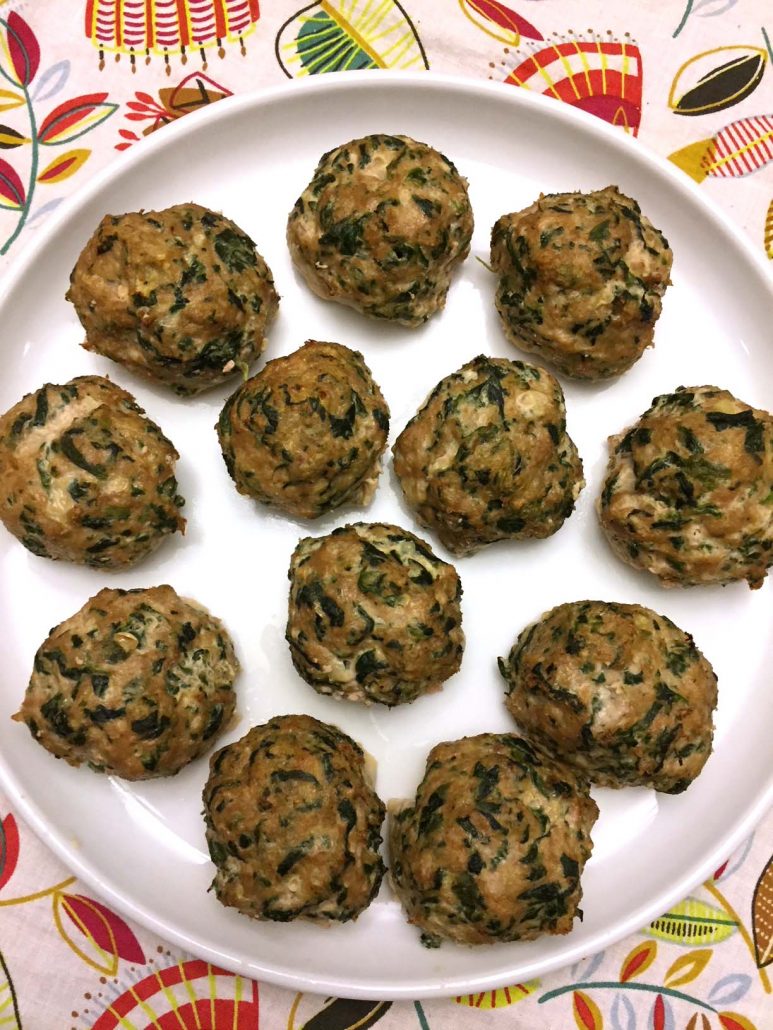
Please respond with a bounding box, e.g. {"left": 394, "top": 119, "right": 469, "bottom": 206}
{"left": 32, "top": 61, "right": 70, "bottom": 102}
{"left": 27, "top": 197, "right": 62, "bottom": 227}
{"left": 694, "top": 0, "right": 738, "bottom": 15}
{"left": 611, "top": 992, "right": 636, "bottom": 1030}
{"left": 570, "top": 950, "right": 605, "bottom": 980}
{"left": 714, "top": 833, "right": 755, "bottom": 882}
{"left": 707, "top": 973, "right": 752, "bottom": 1005}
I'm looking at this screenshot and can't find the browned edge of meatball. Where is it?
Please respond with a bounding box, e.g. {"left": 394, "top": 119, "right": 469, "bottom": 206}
{"left": 67, "top": 204, "right": 279, "bottom": 395}
{"left": 597, "top": 385, "right": 773, "bottom": 588}
{"left": 389, "top": 732, "right": 598, "bottom": 946}
{"left": 490, "top": 186, "right": 672, "bottom": 380}
{"left": 392, "top": 355, "right": 584, "bottom": 555}
{"left": 286, "top": 134, "right": 474, "bottom": 326}
{"left": 0, "top": 375, "right": 185, "bottom": 568}
{"left": 286, "top": 522, "right": 464, "bottom": 706}
{"left": 499, "top": 599, "right": 718, "bottom": 793}
{"left": 203, "top": 713, "right": 386, "bottom": 922}
{"left": 13, "top": 585, "right": 238, "bottom": 779}
{"left": 216, "top": 340, "right": 390, "bottom": 519}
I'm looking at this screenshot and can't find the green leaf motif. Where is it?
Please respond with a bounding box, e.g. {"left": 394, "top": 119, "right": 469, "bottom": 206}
{"left": 646, "top": 896, "right": 739, "bottom": 945}
{"left": 276, "top": 0, "right": 428, "bottom": 79}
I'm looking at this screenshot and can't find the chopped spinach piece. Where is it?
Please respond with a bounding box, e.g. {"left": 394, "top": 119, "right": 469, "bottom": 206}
{"left": 214, "top": 228, "right": 257, "bottom": 272}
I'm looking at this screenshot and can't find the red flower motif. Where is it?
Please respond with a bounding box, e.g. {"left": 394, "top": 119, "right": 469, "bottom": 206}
{"left": 91, "top": 960, "right": 259, "bottom": 1029}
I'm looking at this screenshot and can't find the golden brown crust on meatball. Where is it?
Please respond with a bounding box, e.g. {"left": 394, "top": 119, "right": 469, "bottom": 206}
{"left": 598, "top": 385, "right": 773, "bottom": 588}
{"left": 499, "top": 600, "right": 717, "bottom": 794}
{"left": 203, "top": 714, "right": 385, "bottom": 923}
{"left": 14, "top": 586, "right": 238, "bottom": 779}
{"left": 392, "top": 355, "right": 584, "bottom": 556}
{"left": 67, "top": 203, "right": 279, "bottom": 395}
{"left": 0, "top": 375, "right": 184, "bottom": 568}
{"left": 286, "top": 134, "right": 473, "bottom": 326}
{"left": 216, "top": 341, "right": 389, "bottom": 519}
{"left": 389, "top": 733, "right": 598, "bottom": 946}
{"left": 286, "top": 523, "right": 464, "bottom": 706}
{"left": 490, "top": 186, "right": 672, "bottom": 380}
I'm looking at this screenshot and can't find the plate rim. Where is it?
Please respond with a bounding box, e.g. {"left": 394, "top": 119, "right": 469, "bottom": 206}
{"left": 0, "top": 70, "right": 772, "bottom": 1000}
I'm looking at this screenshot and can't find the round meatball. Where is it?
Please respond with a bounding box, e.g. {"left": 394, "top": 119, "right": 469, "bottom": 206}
{"left": 203, "top": 714, "right": 385, "bottom": 923}
{"left": 286, "top": 134, "right": 473, "bottom": 326}
{"left": 13, "top": 586, "right": 238, "bottom": 779}
{"left": 389, "top": 733, "right": 598, "bottom": 946}
{"left": 598, "top": 385, "right": 773, "bottom": 588}
{"left": 499, "top": 600, "right": 717, "bottom": 794}
{"left": 490, "top": 186, "right": 672, "bottom": 380}
{"left": 392, "top": 355, "right": 584, "bottom": 556}
{"left": 217, "top": 340, "right": 389, "bottom": 519}
{"left": 67, "top": 203, "right": 279, "bottom": 395}
{"left": 0, "top": 375, "right": 185, "bottom": 568}
{"left": 286, "top": 523, "right": 464, "bottom": 706}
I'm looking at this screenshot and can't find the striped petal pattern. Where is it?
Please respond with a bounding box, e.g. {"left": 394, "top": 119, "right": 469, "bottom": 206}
{"left": 85, "top": 0, "right": 260, "bottom": 57}
{"left": 276, "top": 0, "right": 428, "bottom": 77}
{"left": 706, "top": 114, "right": 773, "bottom": 177}
{"left": 502, "top": 35, "right": 643, "bottom": 135}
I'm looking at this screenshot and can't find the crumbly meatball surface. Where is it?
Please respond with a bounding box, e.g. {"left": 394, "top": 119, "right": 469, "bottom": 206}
{"left": 217, "top": 341, "right": 389, "bottom": 519}
{"left": 286, "top": 523, "right": 464, "bottom": 706}
{"left": 286, "top": 134, "right": 473, "bottom": 326}
{"left": 0, "top": 376, "right": 185, "bottom": 568}
{"left": 389, "top": 733, "right": 598, "bottom": 946}
{"left": 499, "top": 600, "right": 717, "bottom": 794}
{"left": 14, "top": 586, "right": 238, "bottom": 779}
{"left": 598, "top": 385, "right": 773, "bottom": 588}
{"left": 203, "top": 714, "right": 385, "bottom": 923}
{"left": 392, "top": 356, "right": 584, "bottom": 556}
{"left": 490, "top": 186, "right": 672, "bottom": 380}
{"left": 67, "top": 203, "right": 279, "bottom": 395}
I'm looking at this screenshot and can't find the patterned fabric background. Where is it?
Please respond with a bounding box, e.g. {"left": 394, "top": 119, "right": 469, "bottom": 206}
{"left": 2, "top": 0, "right": 773, "bottom": 263}
{"left": 0, "top": 1, "right": 771, "bottom": 1028}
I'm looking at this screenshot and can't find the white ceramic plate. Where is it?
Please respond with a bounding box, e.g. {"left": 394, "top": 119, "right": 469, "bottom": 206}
{"left": 0, "top": 73, "right": 771, "bottom": 1001}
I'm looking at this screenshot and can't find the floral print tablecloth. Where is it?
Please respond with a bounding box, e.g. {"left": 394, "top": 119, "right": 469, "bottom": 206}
{"left": 0, "top": 2, "right": 771, "bottom": 1027}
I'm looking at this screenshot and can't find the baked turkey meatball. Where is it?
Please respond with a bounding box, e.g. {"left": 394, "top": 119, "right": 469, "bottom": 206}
{"left": 67, "top": 203, "right": 279, "bottom": 395}
{"left": 14, "top": 586, "right": 238, "bottom": 779}
{"left": 598, "top": 385, "right": 773, "bottom": 588}
{"left": 389, "top": 733, "right": 598, "bottom": 946}
{"left": 490, "top": 186, "right": 672, "bottom": 380}
{"left": 0, "top": 376, "right": 184, "bottom": 568}
{"left": 392, "top": 356, "right": 584, "bottom": 556}
{"left": 217, "top": 340, "right": 389, "bottom": 519}
{"left": 499, "top": 600, "right": 717, "bottom": 794}
{"left": 286, "top": 134, "right": 473, "bottom": 326}
{"left": 203, "top": 714, "right": 385, "bottom": 922}
{"left": 286, "top": 523, "right": 464, "bottom": 706}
